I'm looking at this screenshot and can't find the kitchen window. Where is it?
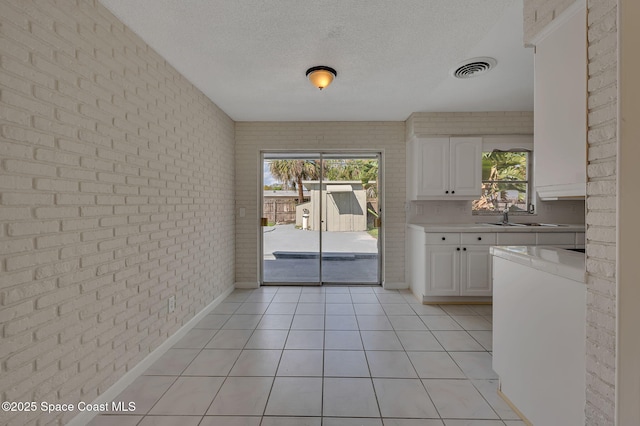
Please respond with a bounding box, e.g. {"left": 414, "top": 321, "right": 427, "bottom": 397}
{"left": 472, "top": 149, "right": 533, "bottom": 213}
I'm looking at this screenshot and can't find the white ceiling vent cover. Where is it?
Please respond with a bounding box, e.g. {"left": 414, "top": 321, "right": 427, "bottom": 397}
{"left": 451, "top": 57, "right": 497, "bottom": 79}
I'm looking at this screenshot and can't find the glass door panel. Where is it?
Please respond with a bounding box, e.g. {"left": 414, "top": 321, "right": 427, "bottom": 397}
{"left": 262, "top": 153, "right": 321, "bottom": 284}
{"left": 320, "top": 153, "right": 380, "bottom": 284}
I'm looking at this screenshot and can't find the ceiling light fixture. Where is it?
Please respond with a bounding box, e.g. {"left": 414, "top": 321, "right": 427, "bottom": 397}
{"left": 306, "top": 66, "right": 337, "bottom": 90}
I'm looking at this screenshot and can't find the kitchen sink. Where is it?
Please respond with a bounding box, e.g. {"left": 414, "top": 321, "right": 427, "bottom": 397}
{"left": 483, "top": 222, "right": 567, "bottom": 227}
{"left": 518, "top": 223, "right": 568, "bottom": 227}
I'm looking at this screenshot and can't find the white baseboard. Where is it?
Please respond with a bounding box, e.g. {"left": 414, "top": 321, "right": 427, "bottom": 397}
{"left": 422, "top": 295, "right": 492, "bottom": 304}
{"left": 67, "top": 285, "right": 234, "bottom": 426}
{"left": 235, "top": 281, "right": 260, "bottom": 289}
{"left": 383, "top": 281, "right": 408, "bottom": 290}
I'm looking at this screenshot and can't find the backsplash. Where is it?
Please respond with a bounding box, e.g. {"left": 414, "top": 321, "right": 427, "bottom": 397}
{"left": 408, "top": 199, "right": 585, "bottom": 225}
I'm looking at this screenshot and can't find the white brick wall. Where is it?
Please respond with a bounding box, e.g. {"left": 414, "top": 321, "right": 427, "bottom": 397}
{"left": 234, "top": 122, "right": 406, "bottom": 286}
{"left": 585, "top": 0, "right": 617, "bottom": 423}
{"left": 524, "top": 0, "right": 618, "bottom": 423}
{"left": 0, "top": 1, "right": 235, "bottom": 424}
{"left": 406, "top": 111, "right": 534, "bottom": 138}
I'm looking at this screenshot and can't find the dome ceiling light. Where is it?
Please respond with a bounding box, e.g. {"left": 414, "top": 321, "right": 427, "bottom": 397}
{"left": 306, "top": 66, "right": 337, "bottom": 90}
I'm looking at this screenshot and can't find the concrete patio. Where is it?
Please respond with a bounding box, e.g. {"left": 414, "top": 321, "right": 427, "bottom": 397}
{"left": 263, "top": 224, "right": 379, "bottom": 283}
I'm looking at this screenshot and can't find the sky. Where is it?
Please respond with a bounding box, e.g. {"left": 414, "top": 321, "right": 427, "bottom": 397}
{"left": 263, "top": 162, "right": 277, "bottom": 186}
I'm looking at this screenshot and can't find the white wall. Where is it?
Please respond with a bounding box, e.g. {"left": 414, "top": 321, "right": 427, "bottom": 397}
{"left": 617, "top": 0, "right": 640, "bottom": 423}
{"left": 0, "top": 2, "right": 235, "bottom": 424}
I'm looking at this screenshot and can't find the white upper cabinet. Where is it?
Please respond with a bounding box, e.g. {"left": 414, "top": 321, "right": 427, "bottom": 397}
{"left": 407, "top": 136, "right": 482, "bottom": 200}
{"left": 449, "top": 137, "right": 483, "bottom": 197}
{"left": 413, "top": 137, "right": 449, "bottom": 197}
{"left": 533, "top": 2, "right": 587, "bottom": 200}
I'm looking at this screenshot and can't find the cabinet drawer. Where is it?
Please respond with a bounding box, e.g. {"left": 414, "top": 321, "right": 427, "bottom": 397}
{"left": 536, "top": 232, "right": 576, "bottom": 246}
{"left": 496, "top": 233, "right": 536, "bottom": 245}
{"left": 461, "top": 233, "right": 497, "bottom": 245}
{"left": 425, "top": 233, "right": 460, "bottom": 245}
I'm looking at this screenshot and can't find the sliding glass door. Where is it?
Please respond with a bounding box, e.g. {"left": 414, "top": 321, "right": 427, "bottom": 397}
{"left": 261, "top": 152, "right": 381, "bottom": 285}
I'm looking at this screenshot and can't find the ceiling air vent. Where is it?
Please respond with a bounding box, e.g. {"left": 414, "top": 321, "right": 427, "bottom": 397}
{"left": 451, "top": 57, "right": 497, "bottom": 79}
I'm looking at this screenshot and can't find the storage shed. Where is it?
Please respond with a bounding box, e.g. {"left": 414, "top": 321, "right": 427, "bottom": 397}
{"left": 296, "top": 181, "right": 368, "bottom": 231}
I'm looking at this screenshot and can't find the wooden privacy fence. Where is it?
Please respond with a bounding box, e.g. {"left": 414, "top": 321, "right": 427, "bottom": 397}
{"left": 264, "top": 199, "right": 297, "bottom": 224}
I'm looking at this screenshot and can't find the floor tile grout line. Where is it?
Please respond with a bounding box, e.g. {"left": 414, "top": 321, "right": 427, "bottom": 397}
{"left": 197, "top": 288, "right": 275, "bottom": 418}
{"left": 432, "top": 303, "right": 502, "bottom": 421}
{"left": 199, "top": 292, "right": 256, "bottom": 419}
{"left": 249, "top": 287, "right": 291, "bottom": 420}
{"left": 99, "top": 286, "right": 515, "bottom": 424}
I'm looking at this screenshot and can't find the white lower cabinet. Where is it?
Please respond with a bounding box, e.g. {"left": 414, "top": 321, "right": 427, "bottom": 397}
{"left": 420, "top": 232, "right": 495, "bottom": 298}
{"left": 425, "top": 244, "right": 493, "bottom": 297}
{"left": 407, "top": 226, "right": 585, "bottom": 301}
{"left": 425, "top": 244, "right": 459, "bottom": 296}
{"left": 460, "top": 245, "right": 493, "bottom": 296}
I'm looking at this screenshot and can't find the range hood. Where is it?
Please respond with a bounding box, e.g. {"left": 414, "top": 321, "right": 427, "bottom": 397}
{"left": 537, "top": 183, "right": 586, "bottom": 201}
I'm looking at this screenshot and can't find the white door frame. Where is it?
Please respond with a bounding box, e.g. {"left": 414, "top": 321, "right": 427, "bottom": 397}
{"left": 259, "top": 150, "right": 384, "bottom": 285}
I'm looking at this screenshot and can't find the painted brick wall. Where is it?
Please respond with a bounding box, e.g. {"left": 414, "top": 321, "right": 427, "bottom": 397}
{"left": 234, "top": 122, "right": 406, "bottom": 287}
{"left": 524, "top": 0, "right": 618, "bottom": 423}
{"left": 406, "top": 111, "right": 534, "bottom": 138}
{"left": 585, "top": 0, "right": 617, "bottom": 423}
{"left": 0, "top": 1, "right": 235, "bottom": 424}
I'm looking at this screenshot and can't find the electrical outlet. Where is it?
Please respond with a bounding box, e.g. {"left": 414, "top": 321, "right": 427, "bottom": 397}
{"left": 168, "top": 295, "right": 176, "bottom": 313}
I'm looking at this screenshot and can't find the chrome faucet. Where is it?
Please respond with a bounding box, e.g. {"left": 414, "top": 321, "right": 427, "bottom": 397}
{"left": 502, "top": 208, "right": 509, "bottom": 224}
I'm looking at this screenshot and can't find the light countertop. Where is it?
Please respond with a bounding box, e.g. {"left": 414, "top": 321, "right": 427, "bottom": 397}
{"left": 407, "top": 223, "right": 586, "bottom": 233}
{"left": 490, "top": 245, "right": 586, "bottom": 283}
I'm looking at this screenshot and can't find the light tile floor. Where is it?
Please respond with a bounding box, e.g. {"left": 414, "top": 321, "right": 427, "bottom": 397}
{"left": 89, "top": 286, "right": 524, "bottom": 426}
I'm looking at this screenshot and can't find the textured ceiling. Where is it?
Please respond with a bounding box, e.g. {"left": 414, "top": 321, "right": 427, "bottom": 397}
{"left": 99, "top": 0, "right": 533, "bottom": 121}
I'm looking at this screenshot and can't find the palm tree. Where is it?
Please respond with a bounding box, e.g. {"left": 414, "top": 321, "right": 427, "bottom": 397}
{"left": 474, "top": 151, "right": 528, "bottom": 211}
{"left": 325, "top": 159, "right": 379, "bottom": 198}
{"left": 268, "top": 160, "right": 324, "bottom": 203}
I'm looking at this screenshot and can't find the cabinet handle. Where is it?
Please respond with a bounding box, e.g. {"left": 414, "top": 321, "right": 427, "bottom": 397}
{"left": 445, "top": 190, "right": 449, "bottom": 194}
{"left": 463, "top": 247, "right": 467, "bottom": 251}
{"left": 456, "top": 247, "right": 460, "bottom": 251}
{"left": 478, "top": 237, "right": 482, "bottom": 241}
{"left": 451, "top": 191, "right": 455, "bottom": 194}
{"left": 441, "top": 237, "right": 446, "bottom": 241}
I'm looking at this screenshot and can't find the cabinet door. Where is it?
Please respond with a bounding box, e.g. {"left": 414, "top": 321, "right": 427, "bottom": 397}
{"left": 425, "top": 245, "right": 459, "bottom": 296}
{"left": 460, "top": 246, "right": 492, "bottom": 296}
{"left": 534, "top": 5, "right": 586, "bottom": 199}
{"left": 449, "top": 137, "right": 482, "bottom": 197}
{"left": 416, "top": 138, "right": 449, "bottom": 197}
